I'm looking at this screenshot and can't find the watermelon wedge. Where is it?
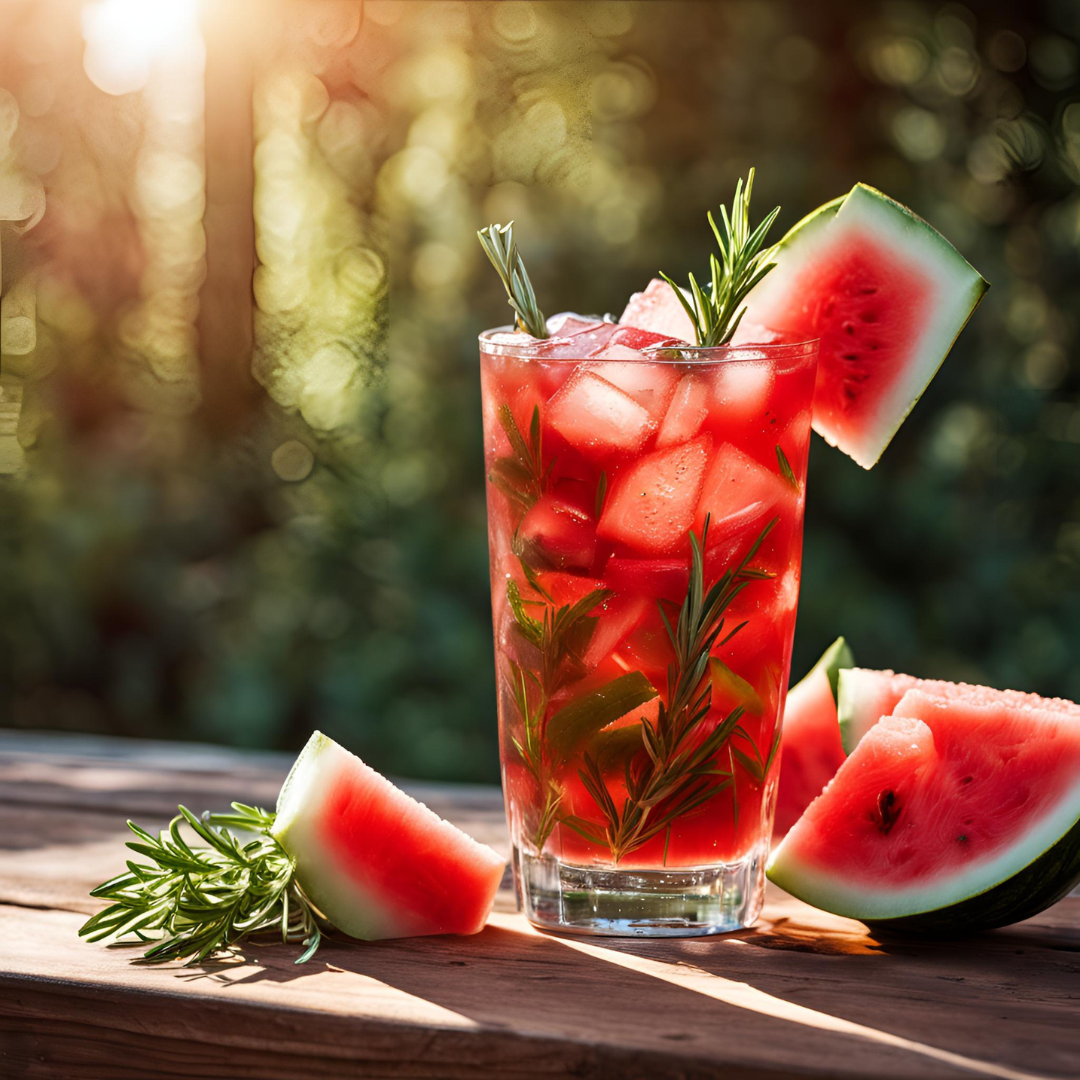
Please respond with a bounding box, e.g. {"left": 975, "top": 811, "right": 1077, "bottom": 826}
{"left": 743, "top": 184, "right": 989, "bottom": 469}
{"left": 838, "top": 667, "right": 1080, "bottom": 756}
{"left": 272, "top": 732, "right": 506, "bottom": 940}
{"left": 767, "top": 691, "right": 1080, "bottom": 933}
{"left": 773, "top": 637, "right": 853, "bottom": 836}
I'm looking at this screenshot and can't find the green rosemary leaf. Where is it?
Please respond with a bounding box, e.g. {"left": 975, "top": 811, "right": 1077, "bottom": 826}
{"left": 546, "top": 672, "right": 658, "bottom": 762}
{"left": 661, "top": 168, "right": 780, "bottom": 347}
{"left": 507, "top": 580, "right": 544, "bottom": 646}
{"left": 491, "top": 404, "right": 545, "bottom": 512}
{"left": 81, "top": 806, "right": 324, "bottom": 966}
{"left": 776, "top": 444, "right": 800, "bottom": 491}
{"left": 595, "top": 470, "right": 608, "bottom": 518}
{"left": 732, "top": 747, "right": 765, "bottom": 784}
{"left": 708, "top": 658, "right": 764, "bottom": 715}
{"left": 478, "top": 222, "right": 548, "bottom": 338}
{"left": 559, "top": 815, "right": 609, "bottom": 848}
{"left": 518, "top": 556, "right": 554, "bottom": 602}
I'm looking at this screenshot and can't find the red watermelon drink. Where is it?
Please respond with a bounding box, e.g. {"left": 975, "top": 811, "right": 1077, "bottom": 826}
{"left": 479, "top": 323, "right": 817, "bottom": 935}
{"left": 476, "top": 169, "right": 985, "bottom": 935}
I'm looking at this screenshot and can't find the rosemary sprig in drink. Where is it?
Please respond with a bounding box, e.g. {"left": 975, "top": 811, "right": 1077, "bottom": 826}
{"left": 489, "top": 404, "right": 547, "bottom": 514}
{"left": 503, "top": 567, "right": 610, "bottom": 851}
{"left": 660, "top": 168, "right": 781, "bottom": 346}
{"left": 478, "top": 221, "right": 548, "bottom": 338}
{"left": 79, "top": 804, "right": 322, "bottom": 966}
{"left": 564, "top": 516, "right": 778, "bottom": 863}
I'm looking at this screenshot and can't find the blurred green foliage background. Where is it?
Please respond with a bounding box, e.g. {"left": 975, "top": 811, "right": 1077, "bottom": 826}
{"left": 1, "top": 0, "right": 1078, "bottom": 782}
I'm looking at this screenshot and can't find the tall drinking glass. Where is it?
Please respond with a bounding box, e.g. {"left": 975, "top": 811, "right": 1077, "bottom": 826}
{"left": 480, "top": 324, "right": 818, "bottom": 936}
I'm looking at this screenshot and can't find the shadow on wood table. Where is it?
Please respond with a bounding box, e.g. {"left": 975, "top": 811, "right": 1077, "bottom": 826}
{"left": 1, "top": 731, "right": 1077, "bottom": 1080}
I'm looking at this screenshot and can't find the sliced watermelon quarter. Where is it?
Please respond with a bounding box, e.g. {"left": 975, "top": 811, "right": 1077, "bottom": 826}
{"left": 767, "top": 690, "right": 1080, "bottom": 933}
{"left": 773, "top": 636, "right": 853, "bottom": 837}
{"left": 272, "top": 732, "right": 506, "bottom": 940}
{"left": 744, "top": 184, "right": 989, "bottom": 469}
{"left": 837, "top": 667, "right": 1080, "bottom": 756}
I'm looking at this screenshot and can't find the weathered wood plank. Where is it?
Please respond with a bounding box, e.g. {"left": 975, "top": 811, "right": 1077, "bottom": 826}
{"left": 1, "top": 731, "right": 1078, "bottom": 1080}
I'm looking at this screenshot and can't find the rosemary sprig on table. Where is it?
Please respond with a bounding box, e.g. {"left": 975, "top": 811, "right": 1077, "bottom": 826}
{"left": 79, "top": 804, "right": 322, "bottom": 966}
{"left": 660, "top": 168, "right": 781, "bottom": 347}
{"left": 565, "top": 516, "right": 778, "bottom": 863}
{"left": 478, "top": 221, "right": 548, "bottom": 338}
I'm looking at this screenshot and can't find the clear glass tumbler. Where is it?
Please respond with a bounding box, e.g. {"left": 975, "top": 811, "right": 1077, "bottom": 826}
{"left": 480, "top": 325, "right": 818, "bottom": 935}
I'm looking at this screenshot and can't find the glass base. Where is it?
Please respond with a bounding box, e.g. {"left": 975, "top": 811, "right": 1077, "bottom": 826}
{"left": 515, "top": 844, "right": 767, "bottom": 937}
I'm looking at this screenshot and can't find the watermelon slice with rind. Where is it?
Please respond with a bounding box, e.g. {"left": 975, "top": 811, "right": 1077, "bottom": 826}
{"left": 272, "top": 732, "right": 506, "bottom": 940}
{"left": 837, "top": 667, "right": 1080, "bottom": 756}
{"left": 743, "top": 184, "right": 989, "bottom": 469}
{"left": 773, "top": 637, "right": 853, "bottom": 836}
{"left": 767, "top": 690, "right": 1080, "bottom": 933}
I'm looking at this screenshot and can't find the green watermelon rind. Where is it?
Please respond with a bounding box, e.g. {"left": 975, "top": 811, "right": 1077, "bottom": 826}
{"left": 754, "top": 183, "right": 990, "bottom": 470}
{"left": 836, "top": 666, "right": 893, "bottom": 756}
{"left": 767, "top": 789, "right": 1080, "bottom": 934}
{"left": 793, "top": 635, "right": 854, "bottom": 702}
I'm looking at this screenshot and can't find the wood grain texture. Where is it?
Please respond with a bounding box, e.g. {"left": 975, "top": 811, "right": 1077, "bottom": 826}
{"left": 1, "top": 731, "right": 1078, "bottom": 1080}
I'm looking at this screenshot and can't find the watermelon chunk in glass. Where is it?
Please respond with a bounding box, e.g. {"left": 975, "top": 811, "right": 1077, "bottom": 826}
{"left": 546, "top": 368, "right": 657, "bottom": 459}
{"left": 619, "top": 278, "right": 696, "bottom": 343}
{"left": 656, "top": 372, "right": 710, "bottom": 448}
{"left": 693, "top": 442, "right": 796, "bottom": 543}
{"left": 272, "top": 732, "right": 506, "bottom": 940}
{"left": 519, "top": 492, "right": 597, "bottom": 571}
{"left": 597, "top": 435, "right": 711, "bottom": 555}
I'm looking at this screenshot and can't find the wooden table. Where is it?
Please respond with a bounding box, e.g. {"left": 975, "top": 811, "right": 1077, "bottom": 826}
{"left": 1, "top": 731, "right": 1077, "bottom": 1080}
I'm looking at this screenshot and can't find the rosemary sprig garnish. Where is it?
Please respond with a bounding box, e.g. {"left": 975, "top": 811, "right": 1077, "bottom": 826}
{"left": 478, "top": 221, "right": 548, "bottom": 338}
{"left": 660, "top": 168, "right": 780, "bottom": 347}
{"left": 503, "top": 562, "right": 624, "bottom": 852}
{"left": 565, "top": 516, "right": 778, "bottom": 863}
{"left": 79, "top": 804, "right": 322, "bottom": 966}
{"left": 775, "top": 444, "right": 800, "bottom": 491}
{"left": 489, "top": 404, "right": 547, "bottom": 513}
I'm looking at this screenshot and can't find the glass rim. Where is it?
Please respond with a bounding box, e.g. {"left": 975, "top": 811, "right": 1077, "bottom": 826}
{"left": 478, "top": 325, "right": 820, "bottom": 363}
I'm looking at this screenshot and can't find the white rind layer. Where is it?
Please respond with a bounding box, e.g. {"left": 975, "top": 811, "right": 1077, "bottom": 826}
{"left": 273, "top": 733, "right": 409, "bottom": 939}
{"left": 747, "top": 184, "right": 989, "bottom": 470}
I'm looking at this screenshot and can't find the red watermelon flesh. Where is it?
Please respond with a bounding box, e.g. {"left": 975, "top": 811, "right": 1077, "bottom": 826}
{"left": 597, "top": 435, "right": 711, "bottom": 555}
{"left": 546, "top": 368, "right": 657, "bottom": 459}
{"left": 838, "top": 666, "right": 1080, "bottom": 756}
{"left": 767, "top": 691, "right": 1080, "bottom": 924}
{"left": 693, "top": 442, "right": 797, "bottom": 543}
{"left": 273, "top": 733, "right": 506, "bottom": 940}
{"left": 743, "top": 184, "right": 989, "bottom": 469}
{"left": 519, "top": 493, "right": 597, "bottom": 571}
{"left": 773, "top": 665, "right": 846, "bottom": 836}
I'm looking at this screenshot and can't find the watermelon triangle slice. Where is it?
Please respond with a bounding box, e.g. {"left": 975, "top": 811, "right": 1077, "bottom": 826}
{"left": 272, "top": 732, "right": 506, "bottom": 940}
{"left": 768, "top": 690, "right": 1080, "bottom": 932}
{"left": 743, "top": 184, "right": 989, "bottom": 469}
